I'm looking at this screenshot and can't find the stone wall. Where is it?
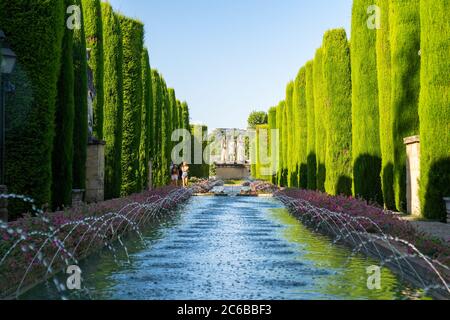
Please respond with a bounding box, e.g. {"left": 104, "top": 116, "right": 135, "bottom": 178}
{"left": 85, "top": 141, "right": 105, "bottom": 203}
{"left": 404, "top": 136, "right": 421, "bottom": 216}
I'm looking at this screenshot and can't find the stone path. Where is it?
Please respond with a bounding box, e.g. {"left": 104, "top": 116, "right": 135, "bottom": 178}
{"left": 402, "top": 217, "right": 450, "bottom": 243}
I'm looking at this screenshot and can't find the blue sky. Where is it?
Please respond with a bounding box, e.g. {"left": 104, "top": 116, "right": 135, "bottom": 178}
{"left": 108, "top": 0, "right": 353, "bottom": 130}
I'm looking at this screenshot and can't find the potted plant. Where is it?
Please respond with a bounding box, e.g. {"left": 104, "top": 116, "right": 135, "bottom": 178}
{"left": 444, "top": 197, "right": 450, "bottom": 224}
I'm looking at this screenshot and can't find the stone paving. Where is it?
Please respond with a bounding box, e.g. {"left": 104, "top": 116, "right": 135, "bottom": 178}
{"left": 402, "top": 216, "right": 450, "bottom": 243}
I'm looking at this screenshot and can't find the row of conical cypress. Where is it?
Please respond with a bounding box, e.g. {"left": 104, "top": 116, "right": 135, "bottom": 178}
{"left": 0, "top": 0, "right": 191, "bottom": 216}
{"left": 255, "top": 0, "right": 449, "bottom": 221}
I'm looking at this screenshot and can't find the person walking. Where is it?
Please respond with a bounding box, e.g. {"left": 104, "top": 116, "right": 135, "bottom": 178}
{"left": 181, "top": 162, "right": 190, "bottom": 188}
{"left": 171, "top": 164, "right": 179, "bottom": 187}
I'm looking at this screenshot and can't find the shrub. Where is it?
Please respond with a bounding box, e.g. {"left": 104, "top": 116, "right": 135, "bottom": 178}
{"left": 390, "top": 0, "right": 421, "bottom": 211}
{"left": 313, "top": 48, "right": 327, "bottom": 192}
{"left": 140, "top": 49, "right": 153, "bottom": 190}
{"left": 102, "top": 2, "right": 124, "bottom": 199}
{"left": 376, "top": 0, "right": 395, "bottom": 210}
{"left": 151, "top": 70, "right": 163, "bottom": 186}
{"left": 322, "top": 29, "right": 353, "bottom": 197}
{"left": 419, "top": 0, "right": 450, "bottom": 221}
{"left": 73, "top": 0, "right": 88, "bottom": 193}
{"left": 294, "top": 67, "right": 308, "bottom": 189}
{"left": 351, "top": 0, "right": 383, "bottom": 204}
{"left": 82, "top": 0, "right": 104, "bottom": 140}
{"left": 285, "top": 81, "right": 297, "bottom": 187}
{"left": 0, "top": 0, "right": 65, "bottom": 213}
{"left": 52, "top": 0, "right": 75, "bottom": 209}
{"left": 190, "top": 125, "right": 209, "bottom": 179}
{"left": 268, "top": 107, "right": 278, "bottom": 184}
{"left": 305, "top": 61, "right": 317, "bottom": 191}
{"left": 118, "top": 16, "right": 144, "bottom": 196}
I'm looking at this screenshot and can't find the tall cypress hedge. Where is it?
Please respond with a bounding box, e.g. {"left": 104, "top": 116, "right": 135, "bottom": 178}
{"left": 285, "top": 81, "right": 296, "bottom": 187}
{"left": 151, "top": 70, "right": 163, "bottom": 186}
{"left": 305, "top": 60, "right": 316, "bottom": 190}
{"left": 52, "top": 0, "right": 75, "bottom": 209}
{"left": 268, "top": 107, "right": 277, "bottom": 184}
{"left": 280, "top": 101, "right": 288, "bottom": 186}
{"left": 276, "top": 102, "right": 284, "bottom": 186}
{"left": 390, "top": 0, "right": 421, "bottom": 211}
{"left": 190, "top": 125, "right": 209, "bottom": 178}
{"left": 102, "top": 2, "right": 123, "bottom": 199}
{"left": 322, "top": 29, "right": 353, "bottom": 196}
{"left": 351, "top": 0, "right": 383, "bottom": 204}
{"left": 82, "top": 0, "right": 104, "bottom": 140}
{"left": 419, "top": 0, "right": 450, "bottom": 221}
{"left": 161, "top": 80, "right": 171, "bottom": 185}
{"left": 294, "top": 67, "right": 308, "bottom": 189}
{"left": 73, "top": 0, "right": 88, "bottom": 193}
{"left": 168, "top": 88, "right": 177, "bottom": 149}
{"left": 118, "top": 16, "right": 144, "bottom": 196}
{"left": 1, "top": 0, "right": 65, "bottom": 212}
{"left": 376, "top": 0, "right": 395, "bottom": 210}
{"left": 256, "top": 124, "right": 270, "bottom": 180}
{"left": 140, "top": 48, "right": 153, "bottom": 190}
{"left": 313, "top": 48, "right": 327, "bottom": 192}
{"left": 181, "top": 102, "right": 190, "bottom": 130}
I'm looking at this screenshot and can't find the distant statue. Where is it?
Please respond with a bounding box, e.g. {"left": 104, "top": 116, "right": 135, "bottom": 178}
{"left": 87, "top": 49, "right": 96, "bottom": 141}
{"left": 237, "top": 135, "right": 245, "bottom": 164}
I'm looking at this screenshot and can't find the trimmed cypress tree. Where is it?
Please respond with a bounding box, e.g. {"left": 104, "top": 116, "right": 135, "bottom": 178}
{"left": 1, "top": 0, "right": 65, "bottom": 212}
{"left": 256, "top": 124, "right": 270, "bottom": 180}
{"left": 52, "top": 0, "right": 75, "bottom": 209}
{"left": 376, "top": 0, "right": 395, "bottom": 210}
{"left": 390, "top": 0, "right": 421, "bottom": 211}
{"left": 73, "top": 0, "right": 88, "bottom": 193}
{"left": 168, "top": 88, "right": 177, "bottom": 148}
{"left": 176, "top": 100, "right": 183, "bottom": 130}
{"left": 285, "top": 81, "right": 296, "bottom": 187}
{"left": 181, "top": 102, "right": 190, "bottom": 130}
{"left": 268, "top": 107, "right": 278, "bottom": 184}
{"left": 140, "top": 48, "right": 153, "bottom": 190}
{"left": 277, "top": 101, "right": 287, "bottom": 186}
{"left": 82, "top": 0, "right": 104, "bottom": 140}
{"left": 313, "top": 48, "right": 327, "bottom": 192}
{"left": 419, "top": 0, "right": 450, "bottom": 221}
{"left": 161, "top": 80, "right": 171, "bottom": 185}
{"left": 322, "top": 29, "right": 353, "bottom": 196}
{"left": 102, "top": 2, "right": 123, "bottom": 199}
{"left": 305, "top": 60, "right": 316, "bottom": 190}
{"left": 118, "top": 16, "right": 144, "bottom": 195}
{"left": 151, "top": 70, "right": 163, "bottom": 186}
{"left": 190, "top": 125, "right": 209, "bottom": 178}
{"left": 294, "top": 67, "right": 308, "bottom": 189}
{"left": 276, "top": 102, "right": 283, "bottom": 185}
{"left": 351, "top": 0, "right": 383, "bottom": 204}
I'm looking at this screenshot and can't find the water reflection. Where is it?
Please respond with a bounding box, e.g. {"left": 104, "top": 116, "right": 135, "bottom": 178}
{"left": 22, "top": 197, "right": 427, "bottom": 300}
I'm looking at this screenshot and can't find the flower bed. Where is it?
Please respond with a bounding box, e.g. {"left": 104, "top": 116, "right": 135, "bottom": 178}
{"left": 0, "top": 187, "right": 191, "bottom": 299}
{"left": 277, "top": 189, "right": 450, "bottom": 267}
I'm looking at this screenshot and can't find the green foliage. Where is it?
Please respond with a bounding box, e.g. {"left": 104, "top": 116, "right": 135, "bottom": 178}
{"left": 351, "top": 0, "right": 382, "bottom": 204}
{"left": 73, "top": 0, "right": 88, "bottom": 192}
{"left": 118, "top": 15, "right": 144, "bottom": 196}
{"left": 52, "top": 0, "right": 75, "bottom": 209}
{"left": 313, "top": 48, "right": 327, "bottom": 192}
{"left": 151, "top": 70, "right": 163, "bottom": 186}
{"left": 82, "top": 0, "right": 104, "bottom": 139}
{"left": 322, "top": 29, "right": 352, "bottom": 196}
{"left": 305, "top": 61, "right": 316, "bottom": 190}
{"left": 268, "top": 107, "right": 278, "bottom": 184}
{"left": 419, "top": 0, "right": 450, "bottom": 221}
{"left": 255, "top": 124, "right": 271, "bottom": 180}
{"left": 376, "top": 0, "right": 395, "bottom": 210}
{"left": 190, "top": 125, "right": 209, "bottom": 179}
{"left": 1, "top": 0, "right": 65, "bottom": 212}
{"left": 181, "top": 101, "right": 190, "bottom": 130}
{"left": 285, "top": 81, "right": 296, "bottom": 187}
{"left": 294, "top": 68, "right": 308, "bottom": 189}
{"left": 139, "top": 49, "right": 153, "bottom": 191}
{"left": 390, "top": 0, "right": 421, "bottom": 211}
{"left": 277, "top": 101, "right": 287, "bottom": 186}
{"left": 102, "top": 2, "right": 123, "bottom": 199}
{"left": 247, "top": 111, "right": 268, "bottom": 129}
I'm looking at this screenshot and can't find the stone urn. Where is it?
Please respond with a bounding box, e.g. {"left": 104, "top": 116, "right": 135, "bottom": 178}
{"left": 444, "top": 198, "right": 450, "bottom": 224}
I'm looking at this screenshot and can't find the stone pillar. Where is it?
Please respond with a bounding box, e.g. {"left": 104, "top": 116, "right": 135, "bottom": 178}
{"left": 404, "top": 136, "right": 421, "bottom": 216}
{"left": 85, "top": 140, "right": 105, "bottom": 203}
{"left": 0, "top": 185, "right": 8, "bottom": 222}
